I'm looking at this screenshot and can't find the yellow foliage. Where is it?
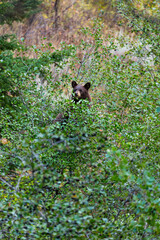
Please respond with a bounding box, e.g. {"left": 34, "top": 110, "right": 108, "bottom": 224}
{"left": 42, "top": 13, "right": 48, "bottom": 19}
{"left": 1, "top": 138, "right": 9, "bottom": 145}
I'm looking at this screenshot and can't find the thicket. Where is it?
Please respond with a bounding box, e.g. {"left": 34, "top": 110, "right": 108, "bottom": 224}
{"left": 0, "top": 0, "right": 42, "bottom": 24}
{"left": 0, "top": 2, "right": 160, "bottom": 239}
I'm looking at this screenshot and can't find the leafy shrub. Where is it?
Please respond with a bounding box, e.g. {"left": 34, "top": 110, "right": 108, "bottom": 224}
{"left": 0, "top": 15, "right": 160, "bottom": 240}
{"left": 0, "top": 0, "right": 42, "bottom": 25}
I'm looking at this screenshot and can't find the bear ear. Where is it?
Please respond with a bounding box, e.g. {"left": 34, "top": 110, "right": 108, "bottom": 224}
{"left": 84, "top": 82, "right": 91, "bottom": 90}
{"left": 72, "top": 81, "right": 78, "bottom": 88}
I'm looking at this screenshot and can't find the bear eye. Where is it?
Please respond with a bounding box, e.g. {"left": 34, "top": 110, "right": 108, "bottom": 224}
{"left": 79, "top": 89, "right": 82, "bottom": 92}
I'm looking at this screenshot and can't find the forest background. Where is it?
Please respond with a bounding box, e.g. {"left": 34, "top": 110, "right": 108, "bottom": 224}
{"left": 0, "top": 0, "right": 160, "bottom": 239}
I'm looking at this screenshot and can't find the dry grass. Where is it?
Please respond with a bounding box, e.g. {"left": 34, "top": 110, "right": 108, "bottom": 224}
{"left": 0, "top": 0, "right": 124, "bottom": 49}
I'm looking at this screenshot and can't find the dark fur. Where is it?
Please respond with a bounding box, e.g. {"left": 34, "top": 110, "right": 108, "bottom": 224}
{"left": 54, "top": 81, "right": 91, "bottom": 122}
{"left": 72, "top": 81, "right": 91, "bottom": 103}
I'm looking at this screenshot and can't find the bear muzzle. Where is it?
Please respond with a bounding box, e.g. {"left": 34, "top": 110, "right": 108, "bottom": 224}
{"left": 74, "top": 90, "right": 81, "bottom": 98}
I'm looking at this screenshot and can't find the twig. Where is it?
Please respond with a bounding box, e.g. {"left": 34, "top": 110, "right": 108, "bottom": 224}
{"left": 0, "top": 177, "right": 14, "bottom": 190}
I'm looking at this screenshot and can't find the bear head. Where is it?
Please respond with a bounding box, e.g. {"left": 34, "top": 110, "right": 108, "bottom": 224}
{"left": 71, "top": 81, "right": 91, "bottom": 103}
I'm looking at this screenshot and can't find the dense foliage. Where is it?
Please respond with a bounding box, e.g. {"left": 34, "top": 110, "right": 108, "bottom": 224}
{"left": 0, "top": 3, "right": 160, "bottom": 239}
{"left": 0, "top": 0, "right": 42, "bottom": 25}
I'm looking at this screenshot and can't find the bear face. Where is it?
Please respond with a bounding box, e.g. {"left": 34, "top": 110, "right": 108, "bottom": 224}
{"left": 54, "top": 81, "right": 91, "bottom": 122}
{"left": 71, "top": 81, "right": 91, "bottom": 103}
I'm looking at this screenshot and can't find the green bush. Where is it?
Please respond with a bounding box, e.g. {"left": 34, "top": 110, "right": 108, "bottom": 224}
{"left": 0, "top": 0, "right": 42, "bottom": 25}
{"left": 0, "top": 16, "right": 160, "bottom": 240}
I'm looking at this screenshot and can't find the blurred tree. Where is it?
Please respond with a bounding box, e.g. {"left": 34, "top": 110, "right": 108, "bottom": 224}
{"left": 0, "top": 0, "right": 42, "bottom": 25}
{"left": 54, "top": 0, "right": 61, "bottom": 29}
{"left": 0, "top": 0, "right": 42, "bottom": 107}
{"left": 86, "top": 0, "right": 160, "bottom": 27}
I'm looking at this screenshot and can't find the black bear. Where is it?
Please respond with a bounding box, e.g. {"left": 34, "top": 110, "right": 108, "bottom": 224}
{"left": 54, "top": 81, "right": 91, "bottom": 122}
{"left": 71, "top": 81, "right": 91, "bottom": 103}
